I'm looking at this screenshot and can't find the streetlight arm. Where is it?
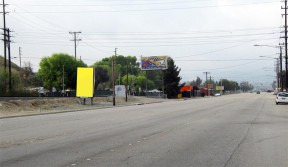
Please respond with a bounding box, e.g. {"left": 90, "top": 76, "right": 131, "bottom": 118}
{"left": 254, "top": 44, "right": 280, "bottom": 48}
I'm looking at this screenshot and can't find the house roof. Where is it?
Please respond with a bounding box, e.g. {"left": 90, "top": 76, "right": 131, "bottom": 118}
{"left": 180, "top": 86, "right": 193, "bottom": 92}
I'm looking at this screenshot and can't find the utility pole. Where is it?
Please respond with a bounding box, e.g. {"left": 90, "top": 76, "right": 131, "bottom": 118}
{"left": 282, "top": 0, "right": 288, "bottom": 91}
{"left": 145, "top": 70, "right": 148, "bottom": 97}
{"left": 221, "top": 79, "right": 223, "bottom": 95}
{"left": 112, "top": 48, "right": 117, "bottom": 106}
{"left": 126, "top": 59, "right": 128, "bottom": 102}
{"left": 203, "top": 72, "right": 210, "bottom": 96}
{"left": 119, "top": 73, "right": 121, "bottom": 85}
{"left": 162, "top": 70, "right": 165, "bottom": 98}
{"left": 62, "top": 65, "right": 65, "bottom": 96}
{"left": 1, "top": 0, "right": 8, "bottom": 70}
{"left": 275, "top": 58, "right": 280, "bottom": 89}
{"left": 19, "top": 47, "right": 22, "bottom": 68}
{"left": 7, "top": 28, "right": 11, "bottom": 91}
{"left": 279, "top": 46, "right": 284, "bottom": 91}
{"left": 69, "top": 31, "right": 81, "bottom": 59}
{"left": 210, "top": 76, "right": 213, "bottom": 95}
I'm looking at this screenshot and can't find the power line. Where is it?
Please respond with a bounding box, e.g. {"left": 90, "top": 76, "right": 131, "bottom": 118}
{"left": 12, "top": 1, "right": 278, "bottom": 14}
{"left": 80, "top": 32, "right": 279, "bottom": 40}
{"left": 13, "top": 26, "right": 280, "bottom": 35}
{"left": 182, "top": 60, "right": 261, "bottom": 71}
{"left": 10, "top": 3, "right": 71, "bottom": 32}
{"left": 81, "top": 41, "right": 114, "bottom": 54}
{"left": 12, "top": 0, "right": 216, "bottom": 7}
{"left": 174, "top": 33, "right": 278, "bottom": 58}
{"left": 176, "top": 58, "right": 271, "bottom": 62}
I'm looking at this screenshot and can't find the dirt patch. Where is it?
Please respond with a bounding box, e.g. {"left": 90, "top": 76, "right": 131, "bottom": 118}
{"left": 0, "top": 96, "right": 167, "bottom": 118}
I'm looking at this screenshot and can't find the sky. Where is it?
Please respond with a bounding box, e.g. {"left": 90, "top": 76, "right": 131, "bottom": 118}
{"left": 0, "top": 0, "right": 284, "bottom": 89}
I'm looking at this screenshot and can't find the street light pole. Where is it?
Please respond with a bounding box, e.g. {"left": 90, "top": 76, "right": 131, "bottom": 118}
{"left": 255, "top": 44, "right": 285, "bottom": 91}
{"left": 260, "top": 56, "right": 281, "bottom": 91}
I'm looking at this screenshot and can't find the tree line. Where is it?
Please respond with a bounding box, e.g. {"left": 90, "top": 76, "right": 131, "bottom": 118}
{"left": 0, "top": 53, "right": 182, "bottom": 98}
{"left": 0, "top": 53, "right": 259, "bottom": 98}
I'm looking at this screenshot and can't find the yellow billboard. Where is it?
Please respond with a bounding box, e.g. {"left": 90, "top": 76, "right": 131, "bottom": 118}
{"left": 76, "top": 68, "right": 94, "bottom": 97}
{"left": 216, "top": 86, "right": 224, "bottom": 91}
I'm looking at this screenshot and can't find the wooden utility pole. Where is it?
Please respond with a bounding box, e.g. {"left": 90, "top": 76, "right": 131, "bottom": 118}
{"left": 1, "top": 0, "right": 7, "bottom": 70}
{"left": 126, "top": 59, "right": 128, "bottom": 102}
{"left": 285, "top": 0, "right": 288, "bottom": 91}
{"left": 280, "top": 46, "right": 284, "bottom": 91}
{"left": 203, "top": 72, "right": 210, "bottom": 96}
{"left": 112, "top": 48, "right": 117, "bottom": 106}
{"left": 7, "top": 28, "right": 11, "bottom": 91}
{"left": 69, "top": 31, "right": 81, "bottom": 59}
{"left": 19, "top": 47, "right": 22, "bottom": 68}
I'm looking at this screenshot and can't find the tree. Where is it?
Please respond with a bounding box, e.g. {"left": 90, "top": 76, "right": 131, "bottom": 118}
{"left": 190, "top": 76, "right": 202, "bottom": 86}
{"left": 93, "top": 66, "right": 110, "bottom": 90}
{"left": 0, "top": 56, "right": 34, "bottom": 96}
{"left": 37, "top": 53, "right": 87, "bottom": 90}
{"left": 0, "top": 70, "right": 9, "bottom": 95}
{"left": 163, "top": 58, "right": 182, "bottom": 98}
{"left": 240, "top": 81, "right": 254, "bottom": 92}
{"left": 0, "top": 69, "right": 27, "bottom": 96}
{"left": 135, "top": 75, "right": 155, "bottom": 91}
{"left": 217, "top": 79, "right": 239, "bottom": 92}
{"left": 19, "top": 62, "right": 39, "bottom": 87}
{"left": 92, "top": 55, "right": 140, "bottom": 78}
{"left": 146, "top": 70, "right": 162, "bottom": 90}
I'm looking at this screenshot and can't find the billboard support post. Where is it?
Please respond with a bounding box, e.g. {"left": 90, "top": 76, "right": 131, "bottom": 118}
{"left": 140, "top": 56, "right": 168, "bottom": 98}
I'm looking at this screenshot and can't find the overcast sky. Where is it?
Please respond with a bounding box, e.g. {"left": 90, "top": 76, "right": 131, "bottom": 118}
{"left": 0, "top": 0, "right": 283, "bottom": 88}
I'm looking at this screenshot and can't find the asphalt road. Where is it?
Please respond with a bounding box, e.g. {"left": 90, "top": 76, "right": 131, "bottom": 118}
{"left": 0, "top": 93, "right": 287, "bottom": 167}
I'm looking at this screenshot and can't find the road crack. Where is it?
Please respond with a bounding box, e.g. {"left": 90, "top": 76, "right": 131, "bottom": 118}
{"left": 223, "top": 99, "right": 265, "bottom": 167}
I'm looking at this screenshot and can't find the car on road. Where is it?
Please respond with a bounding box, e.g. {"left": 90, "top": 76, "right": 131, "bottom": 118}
{"left": 215, "top": 93, "right": 221, "bottom": 96}
{"left": 256, "top": 91, "right": 260, "bottom": 94}
{"left": 276, "top": 92, "right": 288, "bottom": 105}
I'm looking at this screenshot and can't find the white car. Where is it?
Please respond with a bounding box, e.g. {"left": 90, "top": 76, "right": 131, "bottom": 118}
{"left": 215, "top": 93, "right": 221, "bottom": 96}
{"left": 276, "top": 92, "right": 288, "bottom": 105}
